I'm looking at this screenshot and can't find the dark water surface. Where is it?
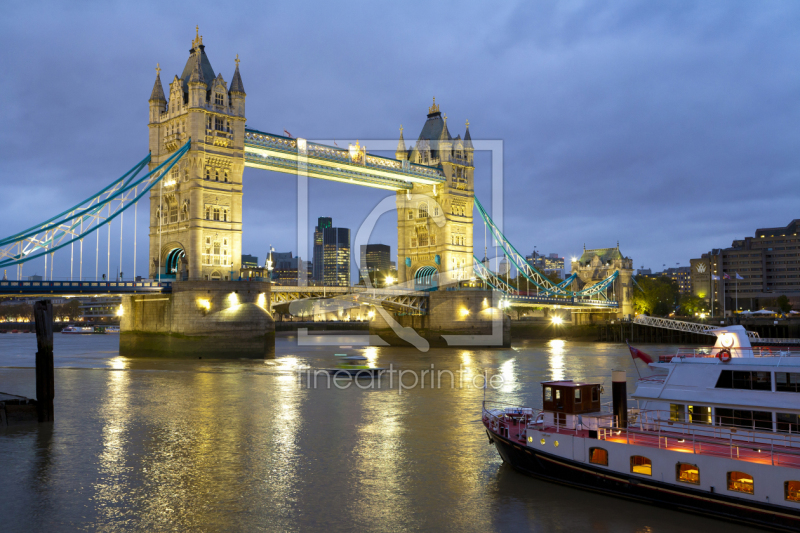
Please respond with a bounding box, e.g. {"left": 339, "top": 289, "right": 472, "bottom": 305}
{"left": 0, "top": 334, "right": 759, "bottom": 532}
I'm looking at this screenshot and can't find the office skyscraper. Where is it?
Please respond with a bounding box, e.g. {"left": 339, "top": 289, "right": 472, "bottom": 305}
{"left": 323, "top": 227, "right": 350, "bottom": 287}
{"left": 313, "top": 217, "right": 332, "bottom": 282}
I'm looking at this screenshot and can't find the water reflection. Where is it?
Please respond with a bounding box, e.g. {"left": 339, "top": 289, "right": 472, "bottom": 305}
{"left": 547, "top": 339, "right": 566, "bottom": 381}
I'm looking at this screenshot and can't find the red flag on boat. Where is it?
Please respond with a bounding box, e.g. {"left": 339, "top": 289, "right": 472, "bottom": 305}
{"left": 627, "top": 341, "right": 653, "bottom": 364}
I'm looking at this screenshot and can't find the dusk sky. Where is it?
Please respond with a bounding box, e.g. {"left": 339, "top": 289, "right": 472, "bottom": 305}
{"left": 2, "top": 1, "right": 800, "bottom": 279}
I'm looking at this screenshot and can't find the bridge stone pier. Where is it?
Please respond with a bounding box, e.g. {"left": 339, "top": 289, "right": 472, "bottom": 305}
{"left": 119, "top": 280, "right": 274, "bottom": 358}
{"left": 570, "top": 245, "right": 634, "bottom": 324}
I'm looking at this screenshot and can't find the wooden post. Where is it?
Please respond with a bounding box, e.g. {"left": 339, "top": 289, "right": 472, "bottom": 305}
{"left": 33, "top": 300, "right": 54, "bottom": 423}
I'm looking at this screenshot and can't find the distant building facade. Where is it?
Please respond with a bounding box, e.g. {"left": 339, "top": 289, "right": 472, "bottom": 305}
{"left": 313, "top": 217, "right": 332, "bottom": 282}
{"left": 638, "top": 266, "right": 692, "bottom": 295}
{"left": 526, "top": 253, "right": 566, "bottom": 279}
{"left": 323, "top": 227, "right": 350, "bottom": 287}
{"left": 690, "top": 219, "right": 800, "bottom": 312}
{"left": 359, "top": 244, "right": 391, "bottom": 287}
{"left": 268, "top": 251, "right": 309, "bottom": 285}
{"left": 241, "top": 254, "right": 258, "bottom": 269}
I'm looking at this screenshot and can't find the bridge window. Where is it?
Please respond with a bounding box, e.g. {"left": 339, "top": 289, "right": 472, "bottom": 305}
{"left": 434, "top": 206, "right": 439, "bottom": 216}
{"left": 213, "top": 208, "right": 220, "bottom": 221}
{"left": 418, "top": 203, "right": 428, "bottom": 218}
{"left": 169, "top": 204, "right": 178, "bottom": 223}
{"left": 215, "top": 92, "right": 224, "bottom": 105}
{"left": 408, "top": 210, "right": 413, "bottom": 220}
{"left": 429, "top": 234, "right": 436, "bottom": 246}
{"left": 205, "top": 168, "right": 210, "bottom": 180}
{"left": 630, "top": 456, "right": 651, "bottom": 475}
{"left": 727, "top": 471, "right": 754, "bottom": 494}
{"left": 224, "top": 171, "right": 229, "bottom": 183}
{"left": 207, "top": 116, "right": 212, "bottom": 130}
{"left": 184, "top": 169, "right": 189, "bottom": 182}
{"left": 205, "top": 207, "right": 211, "bottom": 220}
{"left": 180, "top": 203, "right": 188, "bottom": 222}
{"left": 171, "top": 167, "right": 178, "bottom": 182}
{"left": 418, "top": 232, "right": 428, "bottom": 247}
{"left": 588, "top": 447, "right": 608, "bottom": 466}
{"left": 223, "top": 209, "right": 228, "bottom": 222}
{"left": 676, "top": 463, "right": 700, "bottom": 484}
{"left": 215, "top": 170, "right": 219, "bottom": 181}
{"left": 411, "top": 238, "right": 417, "bottom": 248}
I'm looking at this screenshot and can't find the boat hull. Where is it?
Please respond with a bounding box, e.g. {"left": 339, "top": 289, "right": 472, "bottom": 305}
{"left": 488, "top": 429, "right": 800, "bottom": 532}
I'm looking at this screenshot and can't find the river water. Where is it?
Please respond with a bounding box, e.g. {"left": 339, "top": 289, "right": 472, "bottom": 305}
{"left": 0, "top": 334, "right": 759, "bottom": 532}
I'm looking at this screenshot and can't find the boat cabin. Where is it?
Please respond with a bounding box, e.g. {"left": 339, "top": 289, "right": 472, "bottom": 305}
{"left": 542, "top": 380, "right": 602, "bottom": 415}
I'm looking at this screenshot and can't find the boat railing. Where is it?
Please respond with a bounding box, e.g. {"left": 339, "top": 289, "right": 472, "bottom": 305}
{"left": 597, "top": 409, "right": 800, "bottom": 468}
{"left": 659, "top": 346, "right": 800, "bottom": 362}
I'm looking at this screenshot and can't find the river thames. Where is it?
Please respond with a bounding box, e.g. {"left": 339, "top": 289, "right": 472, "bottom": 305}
{"left": 0, "top": 334, "right": 760, "bottom": 532}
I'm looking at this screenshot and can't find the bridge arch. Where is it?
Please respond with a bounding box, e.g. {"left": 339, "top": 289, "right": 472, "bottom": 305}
{"left": 414, "top": 265, "right": 438, "bottom": 290}
{"left": 165, "top": 248, "right": 186, "bottom": 275}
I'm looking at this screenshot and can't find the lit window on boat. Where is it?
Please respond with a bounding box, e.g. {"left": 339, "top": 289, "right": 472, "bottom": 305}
{"left": 669, "top": 403, "right": 685, "bottom": 423}
{"left": 544, "top": 387, "right": 552, "bottom": 401}
{"left": 589, "top": 447, "right": 608, "bottom": 466}
{"left": 630, "top": 456, "right": 652, "bottom": 476}
{"left": 574, "top": 389, "right": 581, "bottom": 404}
{"left": 727, "top": 472, "right": 754, "bottom": 495}
{"left": 785, "top": 481, "right": 800, "bottom": 502}
{"left": 688, "top": 405, "right": 711, "bottom": 425}
{"left": 555, "top": 389, "right": 561, "bottom": 400}
{"left": 540, "top": 438, "right": 546, "bottom": 445}
{"left": 676, "top": 463, "right": 700, "bottom": 485}
{"left": 554, "top": 441, "right": 559, "bottom": 447}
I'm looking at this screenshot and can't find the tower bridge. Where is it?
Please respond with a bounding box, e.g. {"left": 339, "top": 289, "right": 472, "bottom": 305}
{"left": 0, "top": 30, "right": 633, "bottom": 353}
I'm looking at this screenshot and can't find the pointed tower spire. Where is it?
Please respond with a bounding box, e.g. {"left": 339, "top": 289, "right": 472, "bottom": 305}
{"left": 149, "top": 63, "right": 166, "bottom": 102}
{"left": 189, "top": 47, "right": 206, "bottom": 85}
{"left": 395, "top": 125, "right": 407, "bottom": 160}
{"left": 464, "top": 119, "right": 473, "bottom": 150}
{"left": 230, "top": 54, "right": 246, "bottom": 95}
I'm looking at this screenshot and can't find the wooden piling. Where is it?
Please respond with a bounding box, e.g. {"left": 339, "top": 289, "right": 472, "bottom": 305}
{"left": 33, "top": 300, "right": 54, "bottom": 423}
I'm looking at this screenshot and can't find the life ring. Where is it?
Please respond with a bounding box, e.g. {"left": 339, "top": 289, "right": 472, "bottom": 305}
{"left": 717, "top": 349, "right": 731, "bottom": 363}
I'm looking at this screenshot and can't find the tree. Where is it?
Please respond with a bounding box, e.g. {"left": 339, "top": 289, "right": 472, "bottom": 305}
{"left": 777, "top": 295, "right": 793, "bottom": 314}
{"left": 678, "top": 294, "right": 705, "bottom": 317}
{"left": 632, "top": 276, "right": 679, "bottom": 316}
{"left": 55, "top": 299, "right": 81, "bottom": 322}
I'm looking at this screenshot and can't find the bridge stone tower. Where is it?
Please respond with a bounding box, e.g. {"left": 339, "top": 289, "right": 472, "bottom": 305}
{"left": 395, "top": 99, "right": 474, "bottom": 287}
{"left": 147, "top": 29, "right": 246, "bottom": 281}
{"left": 570, "top": 245, "right": 634, "bottom": 323}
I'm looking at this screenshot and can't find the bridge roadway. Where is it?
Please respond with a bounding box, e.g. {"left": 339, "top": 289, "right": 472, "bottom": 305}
{"left": 0, "top": 279, "right": 619, "bottom": 313}
{"left": 243, "top": 129, "right": 446, "bottom": 191}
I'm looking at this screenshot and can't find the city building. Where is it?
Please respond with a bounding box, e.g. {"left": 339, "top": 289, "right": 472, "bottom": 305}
{"left": 526, "top": 253, "right": 566, "bottom": 279}
{"left": 637, "top": 266, "right": 692, "bottom": 295}
{"left": 27, "top": 274, "right": 43, "bottom": 281}
{"left": 268, "top": 251, "right": 308, "bottom": 285}
{"left": 323, "top": 227, "right": 350, "bottom": 287}
{"left": 241, "top": 254, "right": 258, "bottom": 269}
{"left": 690, "top": 219, "right": 800, "bottom": 313}
{"left": 359, "top": 244, "right": 392, "bottom": 286}
{"left": 79, "top": 297, "right": 122, "bottom": 322}
{"left": 313, "top": 217, "right": 332, "bottom": 282}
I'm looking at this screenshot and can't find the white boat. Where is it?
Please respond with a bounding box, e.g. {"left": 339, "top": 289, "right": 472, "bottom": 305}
{"left": 483, "top": 326, "right": 800, "bottom": 531}
{"left": 61, "top": 326, "right": 94, "bottom": 334}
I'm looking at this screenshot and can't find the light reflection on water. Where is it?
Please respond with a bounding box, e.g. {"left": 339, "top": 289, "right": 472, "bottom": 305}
{"left": 0, "top": 336, "right": 759, "bottom": 532}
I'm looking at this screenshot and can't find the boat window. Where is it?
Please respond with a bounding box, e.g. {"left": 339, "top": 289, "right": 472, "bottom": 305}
{"left": 716, "top": 408, "right": 773, "bottom": 431}
{"left": 688, "top": 405, "right": 711, "bottom": 425}
{"left": 555, "top": 389, "right": 561, "bottom": 401}
{"left": 589, "top": 447, "right": 608, "bottom": 466}
{"left": 669, "top": 403, "right": 685, "bottom": 423}
{"left": 676, "top": 463, "right": 700, "bottom": 485}
{"left": 786, "top": 481, "right": 800, "bottom": 502}
{"left": 727, "top": 472, "right": 754, "bottom": 494}
{"left": 544, "top": 387, "right": 552, "bottom": 401}
{"left": 592, "top": 386, "right": 599, "bottom": 402}
{"left": 716, "top": 370, "right": 772, "bottom": 391}
{"left": 575, "top": 389, "right": 582, "bottom": 403}
{"left": 630, "top": 456, "right": 651, "bottom": 475}
{"left": 777, "top": 413, "right": 800, "bottom": 433}
{"left": 776, "top": 372, "right": 800, "bottom": 393}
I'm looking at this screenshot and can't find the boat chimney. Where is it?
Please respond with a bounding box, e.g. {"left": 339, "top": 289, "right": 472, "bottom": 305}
{"left": 612, "top": 370, "right": 627, "bottom": 429}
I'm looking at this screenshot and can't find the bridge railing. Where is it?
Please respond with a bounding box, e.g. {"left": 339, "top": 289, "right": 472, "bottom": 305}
{"left": 0, "top": 280, "right": 172, "bottom": 293}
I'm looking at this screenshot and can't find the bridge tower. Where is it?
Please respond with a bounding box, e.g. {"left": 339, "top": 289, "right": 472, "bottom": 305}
{"left": 395, "top": 99, "right": 474, "bottom": 287}
{"left": 570, "top": 244, "right": 634, "bottom": 323}
{"left": 147, "top": 29, "right": 246, "bottom": 281}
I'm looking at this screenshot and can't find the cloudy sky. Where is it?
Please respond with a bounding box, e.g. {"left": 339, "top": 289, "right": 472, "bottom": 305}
{"left": 2, "top": 1, "right": 800, "bottom": 279}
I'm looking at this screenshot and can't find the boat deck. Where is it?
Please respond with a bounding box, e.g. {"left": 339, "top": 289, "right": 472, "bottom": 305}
{"left": 484, "top": 410, "right": 800, "bottom": 469}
